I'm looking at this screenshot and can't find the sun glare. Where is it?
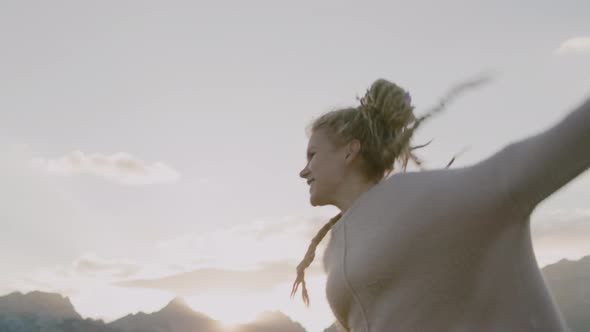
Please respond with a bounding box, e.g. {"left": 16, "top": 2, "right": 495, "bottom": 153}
{"left": 184, "top": 276, "right": 334, "bottom": 332}
{"left": 185, "top": 293, "right": 264, "bottom": 327}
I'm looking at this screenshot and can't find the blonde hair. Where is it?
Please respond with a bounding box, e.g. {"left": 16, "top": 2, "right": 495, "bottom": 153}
{"left": 291, "top": 76, "right": 490, "bottom": 305}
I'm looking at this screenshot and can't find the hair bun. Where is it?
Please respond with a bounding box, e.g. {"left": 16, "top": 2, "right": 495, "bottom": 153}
{"left": 360, "top": 78, "right": 416, "bottom": 139}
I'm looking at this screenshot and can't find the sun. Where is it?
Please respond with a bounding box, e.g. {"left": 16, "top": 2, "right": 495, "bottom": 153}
{"left": 182, "top": 277, "right": 334, "bottom": 332}
{"left": 184, "top": 292, "right": 265, "bottom": 327}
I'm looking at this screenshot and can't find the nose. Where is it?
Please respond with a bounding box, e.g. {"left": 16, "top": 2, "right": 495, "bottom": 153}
{"left": 299, "top": 164, "right": 310, "bottom": 179}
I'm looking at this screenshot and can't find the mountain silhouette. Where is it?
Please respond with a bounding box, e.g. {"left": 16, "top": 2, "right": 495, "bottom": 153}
{"left": 0, "top": 291, "right": 80, "bottom": 320}
{"left": 542, "top": 256, "right": 590, "bottom": 332}
{"left": 1, "top": 255, "right": 589, "bottom": 332}
{"left": 0, "top": 291, "right": 115, "bottom": 332}
{"left": 109, "top": 297, "right": 223, "bottom": 332}
{"left": 108, "top": 299, "right": 309, "bottom": 332}
{"left": 231, "top": 311, "right": 306, "bottom": 332}
{"left": 0, "top": 292, "right": 310, "bottom": 332}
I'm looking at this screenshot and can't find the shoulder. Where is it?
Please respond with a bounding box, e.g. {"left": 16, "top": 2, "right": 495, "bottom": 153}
{"left": 370, "top": 165, "right": 507, "bottom": 216}
{"left": 377, "top": 167, "right": 467, "bottom": 196}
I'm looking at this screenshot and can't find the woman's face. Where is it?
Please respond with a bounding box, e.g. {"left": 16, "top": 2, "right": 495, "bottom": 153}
{"left": 299, "top": 128, "right": 349, "bottom": 206}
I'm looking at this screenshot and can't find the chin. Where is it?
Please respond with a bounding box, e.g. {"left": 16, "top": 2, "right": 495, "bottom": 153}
{"left": 309, "top": 194, "right": 329, "bottom": 207}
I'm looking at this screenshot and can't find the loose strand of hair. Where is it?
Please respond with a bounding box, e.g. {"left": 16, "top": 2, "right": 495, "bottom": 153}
{"left": 391, "top": 76, "right": 491, "bottom": 170}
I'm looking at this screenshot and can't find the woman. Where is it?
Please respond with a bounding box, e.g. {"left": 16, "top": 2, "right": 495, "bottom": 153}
{"left": 291, "top": 78, "right": 590, "bottom": 331}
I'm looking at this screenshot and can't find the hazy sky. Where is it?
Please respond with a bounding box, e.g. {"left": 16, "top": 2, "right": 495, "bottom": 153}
{"left": 1, "top": 1, "right": 589, "bottom": 331}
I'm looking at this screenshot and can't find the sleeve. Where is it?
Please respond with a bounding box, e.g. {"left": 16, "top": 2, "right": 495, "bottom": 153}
{"left": 489, "top": 96, "right": 590, "bottom": 216}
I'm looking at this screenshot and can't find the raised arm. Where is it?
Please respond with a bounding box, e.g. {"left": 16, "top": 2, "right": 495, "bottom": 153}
{"left": 493, "top": 96, "right": 590, "bottom": 216}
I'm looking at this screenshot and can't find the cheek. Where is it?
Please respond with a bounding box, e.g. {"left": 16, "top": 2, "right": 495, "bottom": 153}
{"left": 327, "top": 166, "right": 346, "bottom": 186}
{"left": 313, "top": 157, "right": 345, "bottom": 184}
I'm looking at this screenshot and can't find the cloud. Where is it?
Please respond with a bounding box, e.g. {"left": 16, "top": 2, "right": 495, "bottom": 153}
{"left": 5, "top": 252, "right": 329, "bottom": 326}
{"left": 73, "top": 254, "right": 142, "bottom": 279}
{"left": 7, "top": 213, "right": 332, "bottom": 301}
{"left": 114, "top": 260, "right": 323, "bottom": 295}
{"left": 0, "top": 144, "right": 100, "bottom": 281}
{"left": 110, "top": 215, "right": 332, "bottom": 294}
{"left": 10, "top": 254, "right": 144, "bottom": 291}
{"left": 153, "top": 215, "right": 333, "bottom": 271}
{"left": 31, "top": 151, "right": 180, "bottom": 185}
{"left": 7, "top": 253, "right": 173, "bottom": 321}
{"left": 554, "top": 36, "right": 590, "bottom": 55}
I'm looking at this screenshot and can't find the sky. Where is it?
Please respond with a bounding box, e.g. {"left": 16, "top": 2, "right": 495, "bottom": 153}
{"left": 1, "top": 1, "right": 589, "bottom": 331}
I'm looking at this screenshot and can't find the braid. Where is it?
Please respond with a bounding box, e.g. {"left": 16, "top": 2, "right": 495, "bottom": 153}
{"left": 291, "top": 213, "right": 342, "bottom": 306}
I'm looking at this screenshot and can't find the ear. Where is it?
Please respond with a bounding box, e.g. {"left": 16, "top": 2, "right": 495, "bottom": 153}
{"left": 344, "top": 139, "right": 362, "bottom": 164}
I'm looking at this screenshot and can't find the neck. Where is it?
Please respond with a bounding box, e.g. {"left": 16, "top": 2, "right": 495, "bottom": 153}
{"left": 333, "top": 175, "right": 377, "bottom": 213}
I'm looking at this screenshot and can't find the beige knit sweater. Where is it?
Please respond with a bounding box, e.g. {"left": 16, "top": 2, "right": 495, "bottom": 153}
{"left": 323, "top": 97, "right": 590, "bottom": 331}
